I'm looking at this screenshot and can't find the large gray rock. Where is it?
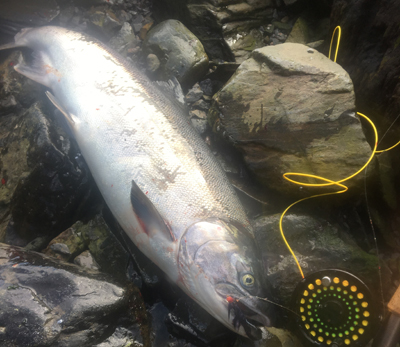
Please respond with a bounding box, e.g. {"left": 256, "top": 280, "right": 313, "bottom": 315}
{"left": 143, "top": 19, "right": 209, "bottom": 89}
{"left": 208, "top": 43, "right": 372, "bottom": 196}
{"left": 0, "top": 243, "right": 144, "bottom": 347}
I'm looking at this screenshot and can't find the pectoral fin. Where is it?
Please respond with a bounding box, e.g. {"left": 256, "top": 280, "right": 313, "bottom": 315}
{"left": 130, "top": 180, "right": 176, "bottom": 241}
{"left": 45, "top": 91, "right": 78, "bottom": 129}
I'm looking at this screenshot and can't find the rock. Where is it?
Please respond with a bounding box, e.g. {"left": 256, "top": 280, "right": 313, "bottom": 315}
{"left": 71, "top": 215, "right": 129, "bottom": 280}
{"left": 185, "top": 83, "right": 203, "bottom": 103}
{"left": 0, "top": 51, "right": 100, "bottom": 245}
{"left": 43, "top": 225, "right": 86, "bottom": 262}
{"left": 93, "top": 326, "right": 143, "bottom": 347}
{"left": 166, "top": 298, "right": 234, "bottom": 346}
{"left": 286, "top": 16, "right": 330, "bottom": 46}
{"left": 191, "top": 99, "right": 210, "bottom": 112}
{"left": 89, "top": 9, "right": 122, "bottom": 39}
{"left": 146, "top": 53, "right": 161, "bottom": 73}
{"left": 74, "top": 250, "right": 100, "bottom": 270}
{"left": 189, "top": 109, "right": 207, "bottom": 120}
{"left": 152, "top": 0, "right": 274, "bottom": 61}
{"left": 271, "top": 21, "right": 292, "bottom": 31}
{"left": 208, "top": 43, "right": 372, "bottom": 195}
{"left": 0, "top": 0, "right": 60, "bottom": 27}
{"left": 143, "top": 19, "right": 209, "bottom": 89}
{"left": 253, "top": 213, "right": 380, "bottom": 306}
{"left": 223, "top": 24, "right": 266, "bottom": 63}
{"left": 190, "top": 118, "right": 208, "bottom": 134}
{"left": 148, "top": 302, "right": 170, "bottom": 346}
{"left": 108, "top": 22, "right": 139, "bottom": 56}
{"left": 286, "top": 17, "right": 309, "bottom": 44}
{"left": 0, "top": 243, "right": 146, "bottom": 347}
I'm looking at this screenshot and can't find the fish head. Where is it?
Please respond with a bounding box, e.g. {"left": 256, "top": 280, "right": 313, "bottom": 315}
{"left": 179, "top": 220, "right": 273, "bottom": 340}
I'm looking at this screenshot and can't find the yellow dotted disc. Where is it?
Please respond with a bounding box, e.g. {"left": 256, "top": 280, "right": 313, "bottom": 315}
{"left": 362, "top": 302, "right": 368, "bottom": 308}
{"left": 301, "top": 316, "right": 306, "bottom": 321}
{"left": 353, "top": 335, "right": 359, "bottom": 341}
{"left": 305, "top": 324, "right": 310, "bottom": 330}
{"left": 357, "top": 293, "right": 364, "bottom": 299}
{"left": 300, "top": 298, "right": 305, "bottom": 304}
{"left": 345, "top": 339, "right": 351, "bottom": 345}
{"left": 311, "top": 331, "right": 316, "bottom": 337}
{"left": 318, "top": 336, "right": 324, "bottom": 342}
{"left": 351, "top": 285, "right": 357, "bottom": 292}
{"left": 327, "top": 340, "right": 332, "bottom": 345}
{"left": 342, "top": 280, "right": 349, "bottom": 286}
{"left": 333, "top": 277, "right": 340, "bottom": 284}
{"left": 315, "top": 279, "right": 322, "bottom": 285}
{"left": 300, "top": 307, "right": 304, "bottom": 312}
{"left": 363, "top": 311, "right": 370, "bottom": 317}
{"left": 362, "top": 320, "right": 369, "bottom": 326}
{"left": 308, "top": 284, "right": 315, "bottom": 290}
{"left": 303, "top": 290, "right": 309, "bottom": 296}
{"left": 358, "top": 328, "right": 364, "bottom": 334}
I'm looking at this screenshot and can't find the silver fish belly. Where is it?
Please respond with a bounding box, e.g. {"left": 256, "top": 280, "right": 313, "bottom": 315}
{"left": 1, "top": 26, "right": 272, "bottom": 339}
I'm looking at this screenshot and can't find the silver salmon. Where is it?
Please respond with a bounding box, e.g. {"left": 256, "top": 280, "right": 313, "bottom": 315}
{"left": 1, "top": 26, "right": 272, "bottom": 339}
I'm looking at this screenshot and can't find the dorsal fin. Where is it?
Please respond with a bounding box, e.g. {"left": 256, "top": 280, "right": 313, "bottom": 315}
{"left": 130, "top": 180, "right": 175, "bottom": 241}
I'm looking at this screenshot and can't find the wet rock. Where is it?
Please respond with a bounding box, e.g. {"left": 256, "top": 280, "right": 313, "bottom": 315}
{"left": 74, "top": 250, "right": 100, "bottom": 270}
{"left": 146, "top": 53, "right": 161, "bottom": 73}
{"left": 71, "top": 215, "right": 129, "bottom": 280}
{"left": 89, "top": 9, "right": 122, "bottom": 39}
{"left": 0, "top": 0, "right": 60, "bottom": 27}
{"left": 43, "top": 225, "right": 86, "bottom": 262}
{"left": 208, "top": 43, "right": 372, "bottom": 196}
{"left": 148, "top": 302, "right": 170, "bottom": 346}
{"left": 0, "top": 243, "right": 143, "bottom": 347}
{"left": 94, "top": 326, "right": 143, "bottom": 347}
{"left": 253, "top": 213, "right": 380, "bottom": 305}
{"left": 166, "top": 298, "right": 234, "bottom": 346}
{"left": 143, "top": 19, "right": 209, "bottom": 89}
{"left": 192, "top": 99, "right": 210, "bottom": 112}
{"left": 190, "top": 118, "right": 208, "bottom": 134}
{"left": 0, "top": 51, "right": 100, "bottom": 245}
{"left": 286, "top": 16, "right": 329, "bottom": 46}
{"left": 108, "top": 22, "right": 139, "bottom": 56}
{"left": 234, "top": 327, "right": 303, "bottom": 347}
{"left": 152, "top": 0, "right": 274, "bottom": 62}
{"left": 329, "top": 0, "right": 400, "bottom": 200}
{"left": 185, "top": 83, "right": 203, "bottom": 104}
{"left": 286, "top": 17, "right": 309, "bottom": 44}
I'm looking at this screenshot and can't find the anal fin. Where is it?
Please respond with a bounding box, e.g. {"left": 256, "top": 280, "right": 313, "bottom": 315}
{"left": 130, "top": 180, "right": 176, "bottom": 241}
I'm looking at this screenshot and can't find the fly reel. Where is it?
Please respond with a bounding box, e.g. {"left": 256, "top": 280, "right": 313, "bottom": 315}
{"left": 292, "top": 269, "right": 378, "bottom": 347}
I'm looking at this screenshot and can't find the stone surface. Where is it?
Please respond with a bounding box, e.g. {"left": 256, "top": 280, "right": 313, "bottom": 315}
{"left": 43, "top": 226, "right": 86, "bottom": 262}
{"left": 108, "top": 22, "right": 139, "bottom": 56}
{"left": 0, "top": 243, "right": 144, "bottom": 347}
{"left": 152, "top": 0, "right": 274, "bottom": 62}
{"left": 74, "top": 250, "right": 100, "bottom": 270}
{"left": 329, "top": 0, "right": 400, "bottom": 148}
{"left": 166, "top": 298, "right": 234, "bottom": 346}
{"left": 0, "top": 51, "right": 100, "bottom": 245}
{"left": 253, "top": 213, "right": 380, "bottom": 306}
{"left": 208, "top": 43, "right": 372, "bottom": 196}
{"left": 143, "top": 19, "right": 209, "bottom": 89}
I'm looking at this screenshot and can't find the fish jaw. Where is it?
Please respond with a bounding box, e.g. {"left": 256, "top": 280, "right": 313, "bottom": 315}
{"left": 177, "top": 221, "right": 273, "bottom": 340}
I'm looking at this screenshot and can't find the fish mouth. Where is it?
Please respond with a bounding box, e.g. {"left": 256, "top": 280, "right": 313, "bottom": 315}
{"left": 215, "top": 283, "right": 272, "bottom": 340}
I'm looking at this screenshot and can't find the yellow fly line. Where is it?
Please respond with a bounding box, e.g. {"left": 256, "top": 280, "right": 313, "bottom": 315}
{"left": 280, "top": 25, "right": 400, "bottom": 279}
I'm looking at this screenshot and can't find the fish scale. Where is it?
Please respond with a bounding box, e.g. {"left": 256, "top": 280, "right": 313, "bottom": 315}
{"left": 0, "top": 26, "right": 272, "bottom": 340}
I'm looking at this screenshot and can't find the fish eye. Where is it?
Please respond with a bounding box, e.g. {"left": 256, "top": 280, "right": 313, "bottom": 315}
{"left": 240, "top": 273, "right": 255, "bottom": 288}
